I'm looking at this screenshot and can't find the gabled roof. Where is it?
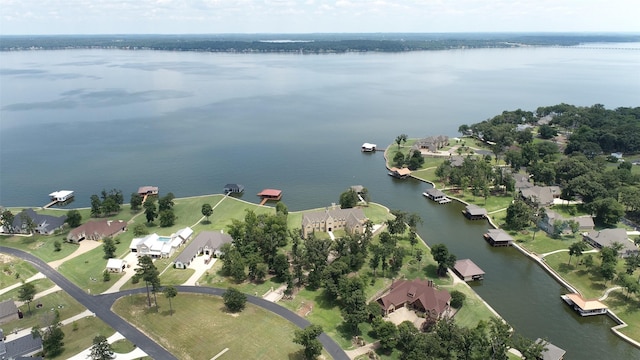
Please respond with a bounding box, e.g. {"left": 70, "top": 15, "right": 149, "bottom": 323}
{"left": 390, "top": 167, "right": 411, "bottom": 176}
{"left": 257, "top": 189, "right": 282, "bottom": 197}
{"left": 454, "top": 259, "right": 485, "bottom": 277}
{"left": 565, "top": 293, "right": 607, "bottom": 311}
{"left": 377, "top": 279, "right": 451, "bottom": 316}
{"left": 106, "top": 258, "right": 125, "bottom": 269}
{"left": 520, "top": 186, "right": 561, "bottom": 205}
{"left": 465, "top": 205, "right": 487, "bottom": 216}
{"left": 12, "top": 209, "right": 66, "bottom": 233}
{"left": 584, "top": 228, "right": 636, "bottom": 253}
{"left": 175, "top": 231, "right": 233, "bottom": 264}
{"left": 0, "top": 299, "right": 18, "bottom": 318}
{"left": 302, "top": 208, "right": 367, "bottom": 227}
{"left": 67, "top": 219, "right": 126, "bottom": 241}
{"left": 536, "top": 338, "right": 566, "bottom": 360}
{"left": 424, "top": 188, "right": 446, "bottom": 198}
{"left": 486, "top": 229, "right": 514, "bottom": 242}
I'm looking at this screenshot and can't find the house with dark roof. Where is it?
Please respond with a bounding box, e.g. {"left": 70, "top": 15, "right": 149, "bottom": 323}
{"left": 10, "top": 209, "right": 66, "bottom": 235}
{"left": 302, "top": 208, "right": 367, "bottom": 239}
{"left": 453, "top": 259, "right": 485, "bottom": 281}
{"left": 223, "top": 184, "right": 244, "bottom": 194}
{"left": 0, "top": 329, "right": 43, "bottom": 359}
{"left": 536, "top": 338, "right": 565, "bottom": 360}
{"left": 423, "top": 188, "right": 451, "bottom": 204}
{"left": 538, "top": 210, "right": 593, "bottom": 236}
{"left": 462, "top": 205, "right": 487, "bottom": 220}
{"left": 376, "top": 279, "right": 451, "bottom": 320}
{"left": 483, "top": 229, "right": 514, "bottom": 247}
{"left": 414, "top": 135, "right": 449, "bottom": 152}
{"left": 67, "top": 219, "right": 127, "bottom": 243}
{"left": 583, "top": 228, "right": 638, "bottom": 258}
{"left": 0, "top": 300, "right": 19, "bottom": 325}
{"left": 137, "top": 186, "right": 159, "bottom": 196}
{"left": 174, "top": 231, "right": 233, "bottom": 269}
{"left": 520, "top": 186, "right": 561, "bottom": 207}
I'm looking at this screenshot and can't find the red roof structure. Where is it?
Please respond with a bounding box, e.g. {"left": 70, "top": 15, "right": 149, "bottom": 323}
{"left": 377, "top": 279, "right": 451, "bottom": 319}
{"left": 257, "top": 189, "right": 282, "bottom": 198}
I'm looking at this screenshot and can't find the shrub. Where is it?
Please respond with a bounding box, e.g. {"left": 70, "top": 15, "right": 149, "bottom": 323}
{"left": 450, "top": 290, "right": 466, "bottom": 309}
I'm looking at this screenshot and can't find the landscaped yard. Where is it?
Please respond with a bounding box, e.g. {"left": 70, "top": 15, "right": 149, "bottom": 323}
{"left": 0, "top": 278, "right": 55, "bottom": 302}
{"left": 0, "top": 234, "right": 78, "bottom": 263}
{"left": 52, "top": 316, "right": 115, "bottom": 360}
{"left": 0, "top": 254, "right": 40, "bottom": 288}
{"left": 113, "top": 293, "right": 322, "bottom": 360}
{"left": 1, "top": 290, "right": 86, "bottom": 333}
{"left": 57, "top": 245, "right": 128, "bottom": 294}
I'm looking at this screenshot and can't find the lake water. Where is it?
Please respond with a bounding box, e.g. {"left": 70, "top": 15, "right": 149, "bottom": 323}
{"left": 1, "top": 45, "right": 640, "bottom": 359}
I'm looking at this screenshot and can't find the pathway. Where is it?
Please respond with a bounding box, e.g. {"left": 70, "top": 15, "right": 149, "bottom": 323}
{"left": 67, "top": 331, "right": 148, "bottom": 360}
{"left": 15, "top": 284, "right": 61, "bottom": 306}
{"left": 182, "top": 257, "right": 217, "bottom": 286}
{"left": 0, "top": 272, "right": 46, "bottom": 296}
{"left": 599, "top": 286, "right": 623, "bottom": 301}
{"left": 102, "top": 252, "right": 140, "bottom": 294}
{"left": 5, "top": 309, "right": 95, "bottom": 342}
{"left": 48, "top": 240, "right": 102, "bottom": 269}
{"left": 345, "top": 341, "right": 379, "bottom": 359}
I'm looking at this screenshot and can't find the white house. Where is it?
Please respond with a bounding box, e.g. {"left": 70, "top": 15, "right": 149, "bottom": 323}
{"left": 106, "top": 258, "right": 127, "bottom": 273}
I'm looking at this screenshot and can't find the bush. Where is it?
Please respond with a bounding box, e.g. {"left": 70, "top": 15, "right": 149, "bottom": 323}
{"left": 450, "top": 290, "right": 466, "bottom": 309}
{"left": 223, "top": 287, "right": 247, "bottom": 313}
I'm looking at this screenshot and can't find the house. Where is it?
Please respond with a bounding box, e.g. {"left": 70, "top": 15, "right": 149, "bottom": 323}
{"left": 67, "top": 219, "right": 127, "bottom": 243}
{"left": 361, "top": 143, "right": 377, "bottom": 152}
{"left": 10, "top": 209, "right": 66, "bottom": 235}
{"left": 511, "top": 170, "right": 534, "bottom": 190}
{"left": 106, "top": 258, "right": 127, "bottom": 273}
{"left": 561, "top": 293, "right": 608, "bottom": 316}
{"left": 536, "top": 338, "right": 565, "bottom": 360}
{"left": 137, "top": 186, "right": 159, "bottom": 196}
{"left": 423, "top": 188, "right": 451, "bottom": 204}
{"left": 414, "top": 135, "right": 449, "bottom": 152}
{"left": 462, "top": 205, "right": 487, "bottom": 220}
{"left": 453, "top": 259, "right": 485, "bottom": 281}
{"left": 0, "top": 300, "right": 19, "bottom": 325}
{"left": 388, "top": 167, "right": 411, "bottom": 179}
{"left": 520, "top": 186, "right": 561, "bottom": 207}
{"left": 0, "top": 329, "right": 43, "bottom": 359}
{"left": 223, "top": 183, "right": 245, "bottom": 194}
{"left": 130, "top": 227, "right": 193, "bottom": 258}
{"left": 538, "top": 211, "right": 594, "bottom": 236}
{"left": 174, "top": 230, "right": 233, "bottom": 269}
{"left": 48, "top": 190, "right": 74, "bottom": 202}
{"left": 302, "top": 207, "right": 367, "bottom": 239}
{"left": 448, "top": 156, "right": 465, "bottom": 167}
{"left": 583, "top": 228, "right": 638, "bottom": 258}
{"left": 483, "top": 229, "right": 514, "bottom": 247}
{"left": 376, "top": 279, "right": 451, "bottom": 320}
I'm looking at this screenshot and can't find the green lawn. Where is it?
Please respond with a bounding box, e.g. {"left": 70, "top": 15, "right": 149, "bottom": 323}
{"left": 112, "top": 338, "right": 136, "bottom": 354}
{"left": 52, "top": 316, "right": 116, "bottom": 359}
{"left": 1, "top": 290, "right": 86, "bottom": 333}
{"left": 0, "top": 278, "right": 55, "bottom": 302}
{"left": 513, "top": 227, "right": 579, "bottom": 255}
{"left": 448, "top": 283, "right": 496, "bottom": 328}
{"left": 0, "top": 234, "right": 78, "bottom": 263}
{"left": 113, "top": 293, "right": 323, "bottom": 360}
{"left": 159, "top": 266, "right": 195, "bottom": 285}
{"left": 0, "top": 255, "right": 40, "bottom": 288}
{"left": 57, "top": 246, "right": 127, "bottom": 294}
{"left": 608, "top": 290, "right": 640, "bottom": 341}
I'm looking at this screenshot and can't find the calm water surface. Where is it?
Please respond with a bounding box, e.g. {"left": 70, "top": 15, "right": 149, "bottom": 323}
{"left": 1, "top": 45, "right": 640, "bottom": 359}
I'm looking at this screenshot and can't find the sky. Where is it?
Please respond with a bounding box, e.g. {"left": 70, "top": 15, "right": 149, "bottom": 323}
{"left": 1, "top": 0, "right": 639, "bottom": 35}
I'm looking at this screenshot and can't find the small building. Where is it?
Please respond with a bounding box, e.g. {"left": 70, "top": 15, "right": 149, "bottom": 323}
{"left": 483, "top": 229, "right": 514, "bottom": 247}
{"left": 48, "top": 190, "right": 74, "bottom": 202}
{"left": 423, "top": 188, "right": 451, "bottom": 204}
{"left": 536, "top": 338, "right": 566, "bottom": 360}
{"left": 583, "top": 228, "right": 638, "bottom": 258}
{"left": 561, "top": 293, "right": 607, "bottom": 316}
{"left": 137, "top": 186, "right": 159, "bottom": 196}
{"left": 106, "top": 258, "right": 127, "bottom": 273}
{"left": 301, "top": 207, "right": 367, "bottom": 238}
{"left": 67, "top": 219, "right": 127, "bottom": 243}
{"left": 376, "top": 279, "right": 451, "bottom": 320}
{"left": 10, "top": 208, "right": 66, "bottom": 235}
{"left": 223, "top": 183, "right": 245, "bottom": 194}
{"left": 257, "top": 189, "right": 282, "bottom": 202}
{"left": 453, "top": 259, "right": 485, "bottom": 281}
{"left": 174, "top": 230, "right": 233, "bottom": 269}
{"left": 0, "top": 300, "right": 19, "bottom": 325}
{"left": 388, "top": 167, "right": 411, "bottom": 179}
{"left": 462, "top": 205, "right": 487, "bottom": 220}
{"left": 0, "top": 329, "right": 43, "bottom": 359}
{"left": 361, "top": 143, "right": 377, "bottom": 152}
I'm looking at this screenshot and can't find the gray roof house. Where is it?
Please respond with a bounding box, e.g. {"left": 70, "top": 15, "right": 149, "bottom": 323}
{"left": 0, "top": 300, "right": 19, "bottom": 325}
{"left": 302, "top": 208, "right": 367, "bottom": 239}
{"left": 414, "top": 135, "right": 449, "bottom": 152}
{"left": 520, "top": 186, "right": 561, "bottom": 207}
{"left": 538, "top": 210, "right": 594, "bottom": 236}
{"left": 0, "top": 329, "right": 43, "bottom": 359}
{"left": 536, "top": 338, "right": 565, "bottom": 360}
{"left": 583, "top": 228, "right": 638, "bottom": 258}
{"left": 174, "top": 231, "right": 233, "bottom": 269}
{"left": 10, "top": 208, "right": 66, "bottom": 235}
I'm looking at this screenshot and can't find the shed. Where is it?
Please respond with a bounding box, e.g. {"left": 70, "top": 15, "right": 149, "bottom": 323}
{"left": 106, "top": 258, "right": 127, "bottom": 273}
{"left": 453, "top": 259, "right": 485, "bottom": 281}
{"left": 223, "top": 183, "right": 245, "bottom": 194}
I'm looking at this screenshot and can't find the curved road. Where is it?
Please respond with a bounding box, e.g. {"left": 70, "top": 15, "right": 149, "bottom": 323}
{"left": 1, "top": 247, "right": 348, "bottom": 360}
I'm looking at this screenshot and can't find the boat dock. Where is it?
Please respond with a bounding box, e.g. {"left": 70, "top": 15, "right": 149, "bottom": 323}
{"left": 44, "top": 190, "right": 75, "bottom": 208}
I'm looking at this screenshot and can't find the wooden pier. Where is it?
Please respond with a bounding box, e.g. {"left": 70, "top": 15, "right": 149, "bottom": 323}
{"left": 43, "top": 200, "right": 59, "bottom": 209}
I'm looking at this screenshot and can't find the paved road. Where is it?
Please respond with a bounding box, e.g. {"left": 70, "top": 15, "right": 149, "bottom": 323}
{"left": 1, "top": 246, "right": 348, "bottom": 360}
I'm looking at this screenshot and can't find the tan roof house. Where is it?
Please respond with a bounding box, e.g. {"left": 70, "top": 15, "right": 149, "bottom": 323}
{"left": 302, "top": 208, "right": 367, "bottom": 239}
{"left": 67, "top": 219, "right": 127, "bottom": 243}
{"left": 376, "top": 279, "right": 451, "bottom": 320}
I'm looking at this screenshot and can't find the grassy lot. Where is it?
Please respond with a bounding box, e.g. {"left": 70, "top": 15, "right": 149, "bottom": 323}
{"left": 0, "top": 255, "right": 40, "bottom": 288}
{"left": 1, "top": 290, "right": 86, "bottom": 333}
{"left": 608, "top": 290, "right": 640, "bottom": 340}
{"left": 447, "top": 283, "right": 496, "bottom": 328}
{"left": 113, "top": 293, "right": 321, "bottom": 360}
{"left": 512, "top": 227, "right": 579, "bottom": 255}
{"left": 160, "top": 266, "right": 195, "bottom": 285}
{"left": 0, "top": 234, "right": 78, "bottom": 263}
{"left": 0, "top": 278, "right": 55, "bottom": 302}
{"left": 52, "top": 316, "right": 116, "bottom": 360}
{"left": 57, "top": 246, "right": 127, "bottom": 294}
{"left": 112, "top": 338, "right": 136, "bottom": 353}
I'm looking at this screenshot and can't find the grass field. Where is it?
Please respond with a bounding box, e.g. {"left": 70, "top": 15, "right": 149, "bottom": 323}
{"left": 0, "top": 278, "right": 55, "bottom": 303}
{"left": 112, "top": 293, "right": 321, "bottom": 360}
{"left": 52, "top": 316, "right": 115, "bottom": 360}
{"left": 57, "top": 246, "right": 127, "bottom": 294}
{"left": 0, "top": 234, "right": 78, "bottom": 263}
{"left": 1, "top": 290, "right": 86, "bottom": 333}
{"left": 0, "top": 254, "right": 40, "bottom": 289}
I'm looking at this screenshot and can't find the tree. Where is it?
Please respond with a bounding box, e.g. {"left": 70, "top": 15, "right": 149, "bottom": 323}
{"left": 132, "top": 223, "right": 148, "bottom": 237}
{"left": 135, "top": 255, "right": 160, "bottom": 307}
{"left": 293, "top": 324, "right": 323, "bottom": 360}
{"left": 272, "top": 253, "right": 290, "bottom": 279}
{"left": 102, "top": 237, "right": 117, "bottom": 259}
{"left": 538, "top": 124, "right": 557, "bottom": 139}
{"left": 488, "top": 317, "right": 511, "bottom": 360}
{"left": 505, "top": 200, "right": 534, "bottom": 231}
{"left": 395, "top": 134, "right": 408, "bottom": 149}
{"left": 159, "top": 209, "right": 176, "bottom": 227}
{"left": 164, "top": 285, "right": 178, "bottom": 316}
{"left": 65, "top": 209, "right": 82, "bottom": 227}
{"left": 32, "top": 311, "right": 65, "bottom": 358}
{"left": 18, "top": 281, "right": 36, "bottom": 314}
{"left": 450, "top": 290, "right": 466, "bottom": 309}
{"left": 431, "top": 243, "right": 456, "bottom": 277}
{"left": 340, "top": 277, "right": 368, "bottom": 332}
{"left": 201, "top": 203, "right": 213, "bottom": 222}
{"left": 102, "top": 269, "right": 111, "bottom": 282}
{"left": 223, "top": 287, "right": 247, "bottom": 312}
{"left": 374, "top": 319, "right": 399, "bottom": 352}
{"left": 339, "top": 189, "right": 359, "bottom": 209}
{"left": 588, "top": 197, "right": 625, "bottom": 227}
{"left": 54, "top": 240, "right": 62, "bottom": 251}
{"left": 144, "top": 198, "right": 158, "bottom": 223}
{"left": 568, "top": 241, "right": 586, "bottom": 265}
{"left": 90, "top": 194, "right": 102, "bottom": 217}
{"left": 130, "top": 192, "right": 143, "bottom": 211}
{"left": 0, "top": 210, "right": 14, "bottom": 233}
{"left": 89, "top": 335, "right": 115, "bottom": 360}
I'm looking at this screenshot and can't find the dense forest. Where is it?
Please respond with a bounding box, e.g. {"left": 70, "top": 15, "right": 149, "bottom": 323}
{"left": 1, "top": 33, "right": 639, "bottom": 53}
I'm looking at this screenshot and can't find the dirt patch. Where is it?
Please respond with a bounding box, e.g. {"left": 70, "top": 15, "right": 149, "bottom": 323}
{"left": 0, "top": 254, "right": 14, "bottom": 263}
{"left": 296, "top": 302, "right": 314, "bottom": 317}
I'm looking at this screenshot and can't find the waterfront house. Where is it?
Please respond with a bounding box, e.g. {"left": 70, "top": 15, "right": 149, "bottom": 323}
{"left": 0, "top": 300, "right": 19, "bottom": 325}
{"left": 536, "top": 338, "right": 565, "bottom": 360}
{"left": 423, "top": 188, "right": 451, "bottom": 204}
{"left": 520, "top": 186, "right": 561, "bottom": 207}
{"left": 537, "top": 211, "right": 594, "bottom": 236}
{"left": 388, "top": 167, "right": 411, "bottom": 179}
{"left": 483, "top": 229, "right": 514, "bottom": 247}
{"left": 137, "top": 186, "right": 159, "bottom": 196}
{"left": 361, "top": 143, "right": 377, "bottom": 152}
{"left": 376, "top": 279, "right": 451, "bottom": 320}
{"left": 414, "top": 135, "right": 449, "bottom": 152}
{"left": 302, "top": 207, "right": 367, "bottom": 239}
{"left": 583, "top": 228, "right": 638, "bottom": 258}
{"left": 223, "top": 183, "right": 244, "bottom": 194}
{"left": 462, "top": 205, "right": 487, "bottom": 220}
{"left": 0, "top": 329, "right": 43, "bottom": 359}
{"left": 561, "top": 293, "right": 607, "bottom": 316}
{"left": 174, "top": 230, "right": 233, "bottom": 269}
{"left": 511, "top": 170, "right": 534, "bottom": 191}
{"left": 67, "top": 219, "right": 127, "bottom": 243}
{"left": 130, "top": 227, "right": 193, "bottom": 258}
{"left": 449, "top": 156, "right": 465, "bottom": 167}
{"left": 105, "top": 258, "right": 127, "bottom": 273}
{"left": 453, "top": 259, "right": 485, "bottom": 281}
{"left": 10, "top": 208, "right": 66, "bottom": 235}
